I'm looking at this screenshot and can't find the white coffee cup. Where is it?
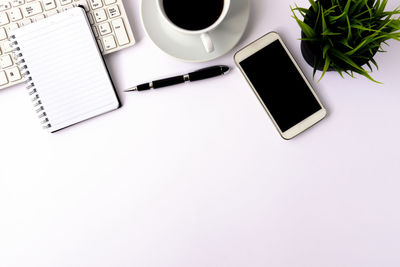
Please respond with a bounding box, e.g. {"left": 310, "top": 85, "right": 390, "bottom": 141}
{"left": 157, "top": 0, "right": 231, "bottom": 53}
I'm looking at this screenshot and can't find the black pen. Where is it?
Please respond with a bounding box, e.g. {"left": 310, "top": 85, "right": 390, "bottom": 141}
{"left": 124, "top": 65, "right": 230, "bottom": 92}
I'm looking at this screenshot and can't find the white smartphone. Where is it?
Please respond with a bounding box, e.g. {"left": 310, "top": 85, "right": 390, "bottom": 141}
{"left": 234, "top": 32, "right": 327, "bottom": 140}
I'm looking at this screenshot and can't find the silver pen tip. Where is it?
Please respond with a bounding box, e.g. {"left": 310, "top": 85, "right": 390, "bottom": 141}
{"left": 124, "top": 87, "right": 137, "bottom": 92}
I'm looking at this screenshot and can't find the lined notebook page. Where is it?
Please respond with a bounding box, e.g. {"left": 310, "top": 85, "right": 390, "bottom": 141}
{"left": 13, "top": 8, "right": 120, "bottom": 132}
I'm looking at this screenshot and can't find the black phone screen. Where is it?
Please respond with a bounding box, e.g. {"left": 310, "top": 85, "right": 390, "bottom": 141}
{"left": 239, "top": 40, "right": 322, "bottom": 132}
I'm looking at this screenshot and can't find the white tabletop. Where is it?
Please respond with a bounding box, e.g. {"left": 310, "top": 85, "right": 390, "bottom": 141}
{"left": 1, "top": 1, "right": 400, "bottom": 266}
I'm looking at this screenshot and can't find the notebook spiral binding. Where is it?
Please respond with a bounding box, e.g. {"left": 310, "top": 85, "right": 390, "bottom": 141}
{"left": 9, "top": 35, "right": 51, "bottom": 130}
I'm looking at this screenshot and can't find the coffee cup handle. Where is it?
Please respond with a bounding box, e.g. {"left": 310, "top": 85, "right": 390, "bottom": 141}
{"left": 200, "top": 33, "right": 214, "bottom": 53}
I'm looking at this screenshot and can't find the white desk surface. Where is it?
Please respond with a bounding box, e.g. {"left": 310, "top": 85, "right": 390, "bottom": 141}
{"left": 1, "top": 1, "right": 400, "bottom": 266}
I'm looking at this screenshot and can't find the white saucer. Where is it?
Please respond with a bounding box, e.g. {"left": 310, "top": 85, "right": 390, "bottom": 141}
{"left": 140, "top": 0, "right": 250, "bottom": 62}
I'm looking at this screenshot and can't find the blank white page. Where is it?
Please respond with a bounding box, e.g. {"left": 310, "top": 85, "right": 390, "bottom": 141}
{"left": 12, "top": 8, "right": 120, "bottom": 132}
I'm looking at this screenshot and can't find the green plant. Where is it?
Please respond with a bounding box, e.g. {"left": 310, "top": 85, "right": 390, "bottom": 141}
{"left": 291, "top": 0, "right": 400, "bottom": 82}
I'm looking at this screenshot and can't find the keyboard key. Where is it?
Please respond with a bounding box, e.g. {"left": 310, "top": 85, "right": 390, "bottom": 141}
{"left": 1, "top": 41, "right": 13, "bottom": 53}
{"left": 89, "top": 0, "right": 103, "bottom": 10}
{"left": 43, "top": 0, "right": 56, "bottom": 10}
{"left": 45, "top": 9, "right": 57, "bottom": 16}
{"left": 11, "top": 0, "right": 25, "bottom": 7}
{"left": 104, "top": 0, "right": 116, "bottom": 5}
{"left": 0, "top": 28, "right": 7, "bottom": 40}
{"left": 98, "top": 22, "right": 111, "bottom": 35}
{"left": 0, "top": 71, "right": 8, "bottom": 85}
{"left": 106, "top": 5, "right": 119, "bottom": 18}
{"left": 0, "top": 54, "right": 13, "bottom": 68}
{"left": 19, "top": 18, "right": 31, "bottom": 25}
{"left": 5, "top": 23, "right": 19, "bottom": 33}
{"left": 61, "top": 5, "right": 73, "bottom": 11}
{"left": 60, "top": 0, "right": 72, "bottom": 5}
{"left": 112, "top": 18, "right": 129, "bottom": 45}
{"left": 0, "top": 3, "right": 12, "bottom": 11}
{"left": 87, "top": 12, "right": 94, "bottom": 24}
{"left": 91, "top": 25, "right": 98, "bottom": 37}
{"left": 102, "top": 35, "right": 116, "bottom": 50}
{"left": 31, "top": 14, "right": 45, "bottom": 21}
{"left": 5, "top": 66, "right": 21, "bottom": 82}
{"left": 0, "top": 13, "right": 10, "bottom": 26}
{"left": 22, "top": 2, "right": 42, "bottom": 17}
{"left": 9, "top": 8, "right": 23, "bottom": 21}
{"left": 93, "top": 9, "right": 107, "bottom": 22}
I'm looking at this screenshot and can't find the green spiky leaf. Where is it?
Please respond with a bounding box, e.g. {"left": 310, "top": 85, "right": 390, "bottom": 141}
{"left": 291, "top": 0, "right": 400, "bottom": 83}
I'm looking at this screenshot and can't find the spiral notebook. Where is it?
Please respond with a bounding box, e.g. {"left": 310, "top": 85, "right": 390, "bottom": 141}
{"left": 11, "top": 8, "right": 120, "bottom": 133}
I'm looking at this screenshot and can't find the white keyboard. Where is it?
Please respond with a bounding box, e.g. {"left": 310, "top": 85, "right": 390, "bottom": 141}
{"left": 0, "top": 0, "right": 135, "bottom": 90}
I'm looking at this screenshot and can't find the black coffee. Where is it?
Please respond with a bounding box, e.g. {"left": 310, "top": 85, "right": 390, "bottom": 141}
{"left": 163, "top": 0, "right": 224, "bottom": 31}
